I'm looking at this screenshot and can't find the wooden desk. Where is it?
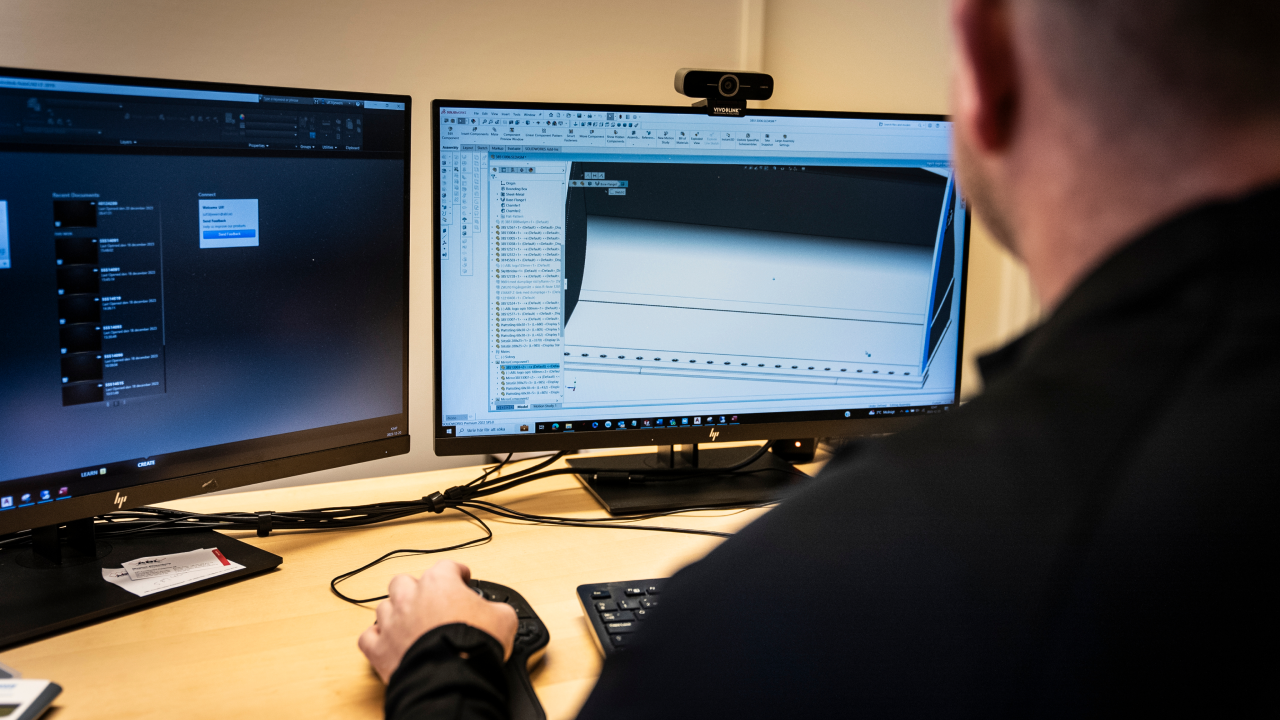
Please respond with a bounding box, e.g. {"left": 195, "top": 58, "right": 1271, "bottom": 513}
{"left": 1, "top": 445, "right": 826, "bottom": 720}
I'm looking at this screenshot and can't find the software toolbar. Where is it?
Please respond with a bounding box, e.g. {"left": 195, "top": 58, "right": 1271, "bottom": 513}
{"left": 440, "top": 108, "right": 951, "bottom": 159}
{"left": 0, "top": 74, "right": 406, "bottom": 153}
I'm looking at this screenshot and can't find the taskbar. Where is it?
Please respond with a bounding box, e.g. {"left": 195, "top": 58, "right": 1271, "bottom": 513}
{"left": 0, "top": 414, "right": 405, "bottom": 514}
{"left": 439, "top": 403, "right": 953, "bottom": 439}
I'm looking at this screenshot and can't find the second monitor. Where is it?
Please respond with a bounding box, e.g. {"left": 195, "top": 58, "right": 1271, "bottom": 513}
{"left": 433, "top": 101, "right": 969, "bottom": 509}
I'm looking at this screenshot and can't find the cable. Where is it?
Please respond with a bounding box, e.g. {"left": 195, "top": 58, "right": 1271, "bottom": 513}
{"left": 326, "top": 498, "right": 767, "bottom": 606}
{"left": 467, "top": 441, "right": 777, "bottom": 499}
{"left": 323, "top": 445, "right": 779, "bottom": 605}
{"left": 0, "top": 452, "right": 539, "bottom": 548}
{"left": 458, "top": 500, "right": 734, "bottom": 538}
{"left": 329, "top": 506, "right": 495, "bottom": 604}
{"left": 0, "top": 444, "right": 778, "bottom": 549}
{"left": 0, "top": 443, "right": 779, "bottom": 550}
{"left": 465, "top": 452, "right": 513, "bottom": 489}
{"left": 468, "top": 451, "right": 565, "bottom": 489}
{"left": 0, "top": 443, "right": 787, "bottom": 605}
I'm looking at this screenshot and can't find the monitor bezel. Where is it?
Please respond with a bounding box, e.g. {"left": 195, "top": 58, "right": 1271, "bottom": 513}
{"left": 432, "top": 98, "right": 970, "bottom": 456}
{"left": 0, "top": 66, "right": 413, "bottom": 536}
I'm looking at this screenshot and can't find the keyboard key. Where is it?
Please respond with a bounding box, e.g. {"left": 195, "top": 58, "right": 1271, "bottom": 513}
{"left": 580, "top": 580, "right": 670, "bottom": 656}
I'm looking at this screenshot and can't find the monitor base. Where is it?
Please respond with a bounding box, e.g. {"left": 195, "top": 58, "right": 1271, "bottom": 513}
{"left": 0, "top": 525, "right": 281, "bottom": 649}
{"left": 570, "top": 444, "right": 808, "bottom": 516}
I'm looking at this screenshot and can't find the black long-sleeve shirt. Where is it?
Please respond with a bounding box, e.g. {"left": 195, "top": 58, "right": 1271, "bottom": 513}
{"left": 385, "top": 624, "right": 509, "bottom": 719}
{"left": 388, "top": 184, "right": 1280, "bottom": 718}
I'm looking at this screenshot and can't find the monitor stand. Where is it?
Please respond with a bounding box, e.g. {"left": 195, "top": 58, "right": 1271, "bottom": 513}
{"left": 569, "top": 443, "right": 807, "bottom": 515}
{"left": 0, "top": 518, "right": 282, "bottom": 649}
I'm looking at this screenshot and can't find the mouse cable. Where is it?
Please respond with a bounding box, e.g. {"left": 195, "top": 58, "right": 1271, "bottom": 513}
{"left": 329, "top": 505, "right": 496, "bottom": 604}
{"left": 324, "top": 444, "right": 780, "bottom": 606}
{"left": 327, "top": 497, "right": 773, "bottom": 606}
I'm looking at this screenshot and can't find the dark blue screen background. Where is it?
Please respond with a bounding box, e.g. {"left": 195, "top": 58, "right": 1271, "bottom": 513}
{"left": 0, "top": 152, "right": 406, "bottom": 483}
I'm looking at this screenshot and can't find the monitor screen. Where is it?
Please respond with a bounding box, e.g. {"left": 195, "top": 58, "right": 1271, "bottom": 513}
{"left": 0, "top": 68, "right": 410, "bottom": 531}
{"left": 434, "top": 101, "right": 966, "bottom": 454}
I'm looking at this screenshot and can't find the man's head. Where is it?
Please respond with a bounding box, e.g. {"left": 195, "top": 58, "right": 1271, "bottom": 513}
{"left": 1035, "top": 0, "right": 1280, "bottom": 128}
{"left": 950, "top": 0, "right": 1280, "bottom": 309}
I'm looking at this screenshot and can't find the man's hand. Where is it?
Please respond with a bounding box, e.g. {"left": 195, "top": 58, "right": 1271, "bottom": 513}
{"left": 358, "top": 560, "right": 518, "bottom": 683}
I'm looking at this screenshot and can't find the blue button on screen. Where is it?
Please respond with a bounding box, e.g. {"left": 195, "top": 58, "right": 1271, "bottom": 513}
{"left": 202, "top": 230, "right": 256, "bottom": 240}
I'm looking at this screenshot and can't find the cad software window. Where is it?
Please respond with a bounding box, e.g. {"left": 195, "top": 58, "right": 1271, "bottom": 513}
{"left": 438, "top": 107, "right": 964, "bottom": 438}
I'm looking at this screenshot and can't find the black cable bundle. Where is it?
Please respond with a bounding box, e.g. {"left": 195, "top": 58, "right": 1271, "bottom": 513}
{"left": 0, "top": 443, "right": 780, "bottom": 605}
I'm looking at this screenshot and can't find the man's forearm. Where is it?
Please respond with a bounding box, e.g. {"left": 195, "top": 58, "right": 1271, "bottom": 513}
{"left": 385, "top": 623, "right": 510, "bottom": 720}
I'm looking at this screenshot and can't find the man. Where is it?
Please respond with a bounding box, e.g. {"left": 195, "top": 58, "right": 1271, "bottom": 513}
{"left": 360, "top": 0, "right": 1280, "bottom": 715}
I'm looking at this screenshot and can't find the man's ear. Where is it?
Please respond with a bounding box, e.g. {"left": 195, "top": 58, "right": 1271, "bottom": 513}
{"left": 952, "top": 0, "right": 1019, "bottom": 151}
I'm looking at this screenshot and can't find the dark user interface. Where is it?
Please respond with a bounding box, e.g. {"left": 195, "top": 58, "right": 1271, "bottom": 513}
{"left": 0, "top": 78, "right": 408, "bottom": 508}
{"left": 54, "top": 198, "right": 165, "bottom": 407}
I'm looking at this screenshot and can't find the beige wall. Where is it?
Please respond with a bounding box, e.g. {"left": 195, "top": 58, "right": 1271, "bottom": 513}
{"left": 0, "top": 0, "right": 1037, "bottom": 489}
{"left": 760, "top": 0, "right": 1040, "bottom": 395}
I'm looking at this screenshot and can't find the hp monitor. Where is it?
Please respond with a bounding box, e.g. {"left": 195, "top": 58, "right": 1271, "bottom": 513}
{"left": 433, "top": 100, "right": 968, "bottom": 511}
{"left": 0, "top": 67, "right": 410, "bottom": 646}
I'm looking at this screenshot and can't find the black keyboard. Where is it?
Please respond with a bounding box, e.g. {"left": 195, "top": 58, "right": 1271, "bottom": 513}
{"left": 576, "top": 578, "right": 666, "bottom": 657}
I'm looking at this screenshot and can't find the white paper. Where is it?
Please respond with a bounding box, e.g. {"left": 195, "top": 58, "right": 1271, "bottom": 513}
{"left": 102, "top": 547, "right": 245, "bottom": 597}
{"left": 123, "top": 547, "right": 230, "bottom": 580}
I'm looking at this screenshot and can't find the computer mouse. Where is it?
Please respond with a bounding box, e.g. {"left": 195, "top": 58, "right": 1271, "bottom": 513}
{"left": 468, "top": 579, "right": 549, "bottom": 720}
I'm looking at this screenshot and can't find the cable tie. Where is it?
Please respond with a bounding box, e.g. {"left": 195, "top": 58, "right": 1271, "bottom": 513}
{"left": 256, "top": 511, "right": 273, "bottom": 537}
{"left": 443, "top": 486, "right": 467, "bottom": 500}
{"left": 425, "top": 492, "right": 448, "bottom": 513}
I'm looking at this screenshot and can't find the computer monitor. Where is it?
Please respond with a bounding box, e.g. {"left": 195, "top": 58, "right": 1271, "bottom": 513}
{"left": 0, "top": 67, "right": 410, "bottom": 646}
{"left": 433, "top": 100, "right": 968, "bottom": 511}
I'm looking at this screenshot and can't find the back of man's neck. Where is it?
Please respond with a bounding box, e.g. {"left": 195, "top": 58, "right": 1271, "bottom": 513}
{"left": 1014, "top": 118, "right": 1280, "bottom": 312}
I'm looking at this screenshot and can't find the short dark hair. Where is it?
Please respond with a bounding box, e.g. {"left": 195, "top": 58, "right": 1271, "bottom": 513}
{"left": 1034, "top": 0, "right": 1280, "bottom": 122}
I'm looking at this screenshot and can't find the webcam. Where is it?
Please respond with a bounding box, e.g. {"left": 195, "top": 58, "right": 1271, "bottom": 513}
{"left": 675, "top": 68, "right": 773, "bottom": 116}
{"left": 675, "top": 69, "right": 773, "bottom": 101}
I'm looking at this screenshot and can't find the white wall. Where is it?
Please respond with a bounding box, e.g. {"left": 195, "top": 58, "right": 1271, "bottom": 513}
{"left": 0, "top": 0, "right": 1037, "bottom": 489}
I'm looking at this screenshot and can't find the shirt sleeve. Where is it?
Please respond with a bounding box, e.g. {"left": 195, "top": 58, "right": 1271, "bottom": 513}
{"left": 385, "top": 623, "right": 510, "bottom": 720}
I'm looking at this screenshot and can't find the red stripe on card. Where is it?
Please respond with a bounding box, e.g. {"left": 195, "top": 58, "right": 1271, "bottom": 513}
{"left": 212, "top": 549, "right": 231, "bottom": 566}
